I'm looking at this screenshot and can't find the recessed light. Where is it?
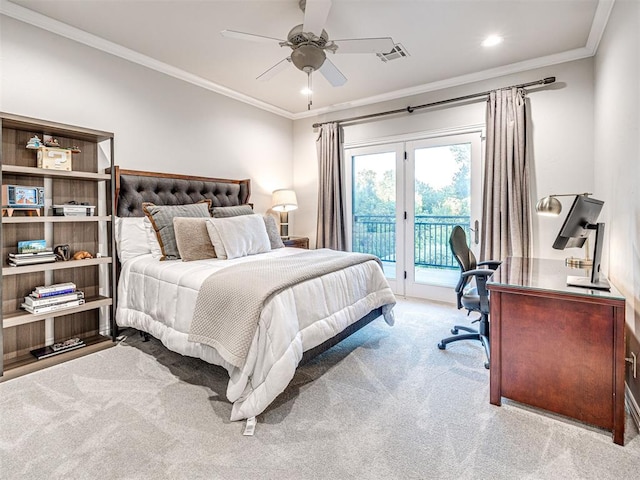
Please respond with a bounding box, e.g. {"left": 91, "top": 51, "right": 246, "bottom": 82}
{"left": 482, "top": 35, "right": 503, "bottom": 47}
{"left": 300, "top": 87, "right": 312, "bottom": 95}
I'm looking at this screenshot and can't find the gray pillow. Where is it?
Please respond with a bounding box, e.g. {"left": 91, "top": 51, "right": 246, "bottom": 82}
{"left": 174, "top": 217, "right": 217, "bottom": 261}
{"left": 142, "top": 200, "right": 211, "bottom": 260}
{"left": 263, "top": 215, "right": 284, "bottom": 249}
{"left": 211, "top": 204, "right": 253, "bottom": 218}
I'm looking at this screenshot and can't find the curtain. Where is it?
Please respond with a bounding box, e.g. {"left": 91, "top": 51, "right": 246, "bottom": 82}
{"left": 481, "top": 87, "right": 531, "bottom": 261}
{"left": 316, "top": 122, "right": 346, "bottom": 250}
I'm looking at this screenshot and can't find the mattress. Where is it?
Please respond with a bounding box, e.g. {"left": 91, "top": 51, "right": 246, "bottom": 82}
{"left": 116, "top": 247, "right": 396, "bottom": 420}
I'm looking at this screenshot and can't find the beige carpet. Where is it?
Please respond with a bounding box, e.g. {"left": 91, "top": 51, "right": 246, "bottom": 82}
{"left": 0, "top": 298, "right": 638, "bottom": 479}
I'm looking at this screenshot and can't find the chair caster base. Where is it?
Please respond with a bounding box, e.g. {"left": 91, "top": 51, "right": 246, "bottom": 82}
{"left": 484, "top": 361, "right": 490, "bottom": 370}
{"left": 451, "top": 328, "right": 458, "bottom": 335}
{"left": 437, "top": 341, "right": 446, "bottom": 350}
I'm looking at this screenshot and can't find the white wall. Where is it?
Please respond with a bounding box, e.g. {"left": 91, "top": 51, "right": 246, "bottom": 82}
{"left": 594, "top": 1, "right": 640, "bottom": 335}
{"left": 293, "top": 59, "right": 595, "bottom": 258}
{"left": 0, "top": 16, "right": 294, "bottom": 213}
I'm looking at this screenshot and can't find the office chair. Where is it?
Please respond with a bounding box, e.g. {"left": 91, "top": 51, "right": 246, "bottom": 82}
{"left": 437, "top": 225, "right": 501, "bottom": 369}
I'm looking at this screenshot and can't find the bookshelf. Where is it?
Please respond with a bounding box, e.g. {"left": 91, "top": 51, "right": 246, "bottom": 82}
{"left": 0, "top": 112, "right": 116, "bottom": 379}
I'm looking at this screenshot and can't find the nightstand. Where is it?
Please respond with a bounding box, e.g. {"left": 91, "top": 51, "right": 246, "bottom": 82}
{"left": 282, "top": 236, "right": 309, "bottom": 249}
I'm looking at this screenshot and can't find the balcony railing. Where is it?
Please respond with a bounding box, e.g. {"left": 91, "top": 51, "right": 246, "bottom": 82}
{"left": 352, "top": 215, "right": 471, "bottom": 269}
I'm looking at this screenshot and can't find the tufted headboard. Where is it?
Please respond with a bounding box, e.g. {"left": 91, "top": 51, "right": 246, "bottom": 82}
{"left": 113, "top": 166, "right": 251, "bottom": 217}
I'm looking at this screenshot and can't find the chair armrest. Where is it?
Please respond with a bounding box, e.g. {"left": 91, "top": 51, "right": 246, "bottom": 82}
{"left": 461, "top": 268, "right": 496, "bottom": 279}
{"left": 478, "top": 260, "right": 502, "bottom": 270}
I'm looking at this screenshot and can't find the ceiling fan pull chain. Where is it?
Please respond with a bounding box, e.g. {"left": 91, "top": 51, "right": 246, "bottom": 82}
{"left": 307, "top": 70, "right": 313, "bottom": 110}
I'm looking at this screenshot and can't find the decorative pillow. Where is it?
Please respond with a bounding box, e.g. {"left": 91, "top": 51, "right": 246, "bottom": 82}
{"left": 174, "top": 217, "right": 217, "bottom": 261}
{"left": 114, "top": 217, "right": 151, "bottom": 263}
{"left": 211, "top": 204, "right": 254, "bottom": 218}
{"left": 142, "top": 201, "right": 212, "bottom": 260}
{"left": 206, "top": 214, "right": 271, "bottom": 260}
{"left": 263, "top": 214, "right": 285, "bottom": 249}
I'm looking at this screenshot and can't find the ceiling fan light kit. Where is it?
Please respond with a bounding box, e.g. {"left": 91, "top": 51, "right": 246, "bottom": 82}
{"left": 221, "top": 0, "right": 396, "bottom": 110}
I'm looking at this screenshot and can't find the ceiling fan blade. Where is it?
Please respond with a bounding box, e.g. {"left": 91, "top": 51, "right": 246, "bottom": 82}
{"left": 256, "top": 57, "right": 292, "bottom": 81}
{"left": 318, "top": 57, "right": 347, "bottom": 87}
{"left": 302, "top": 0, "right": 332, "bottom": 35}
{"left": 221, "top": 30, "right": 284, "bottom": 43}
{"left": 333, "top": 37, "right": 395, "bottom": 54}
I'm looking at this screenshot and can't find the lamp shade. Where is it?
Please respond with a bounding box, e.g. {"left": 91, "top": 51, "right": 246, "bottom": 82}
{"left": 535, "top": 195, "right": 562, "bottom": 216}
{"left": 272, "top": 189, "right": 298, "bottom": 212}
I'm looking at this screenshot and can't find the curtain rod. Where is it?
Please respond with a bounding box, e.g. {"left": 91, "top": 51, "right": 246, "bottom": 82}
{"left": 312, "top": 76, "right": 556, "bottom": 129}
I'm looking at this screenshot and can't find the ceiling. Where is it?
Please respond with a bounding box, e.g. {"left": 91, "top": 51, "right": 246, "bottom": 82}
{"left": 3, "top": 0, "right": 609, "bottom": 119}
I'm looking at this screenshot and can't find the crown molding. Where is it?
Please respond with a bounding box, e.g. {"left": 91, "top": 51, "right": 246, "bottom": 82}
{"left": 586, "top": 0, "right": 615, "bottom": 53}
{"left": 0, "top": 0, "right": 296, "bottom": 120}
{"left": 292, "top": 46, "right": 596, "bottom": 120}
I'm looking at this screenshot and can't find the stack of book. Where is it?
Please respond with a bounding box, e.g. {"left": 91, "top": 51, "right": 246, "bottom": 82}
{"left": 21, "top": 282, "right": 85, "bottom": 314}
{"left": 8, "top": 249, "right": 56, "bottom": 267}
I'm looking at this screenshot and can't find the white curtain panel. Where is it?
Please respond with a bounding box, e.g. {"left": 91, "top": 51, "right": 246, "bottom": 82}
{"left": 481, "top": 88, "right": 531, "bottom": 261}
{"left": 316, "top": 122, "right": 347, "bottom": 250}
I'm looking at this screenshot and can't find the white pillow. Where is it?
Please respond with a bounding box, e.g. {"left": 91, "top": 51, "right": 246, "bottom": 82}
{"left": 143, "top": 216, "right": 163, "bottom": 259}
{"left": 115, "top": 217, "right": 150, "bottom": 263}
{"left": 113, "top": 217, "right": 163, "bottom": 263}
{"left": 206, "top": 214, "right": 271, "bottom": 260}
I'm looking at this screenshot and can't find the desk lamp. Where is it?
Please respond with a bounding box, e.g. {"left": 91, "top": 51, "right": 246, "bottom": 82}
{"left": 272, "top": 189, "right": 298, "bottom": 239}
{"left": 536, "top": 192, "right": 592, "bottom": 267}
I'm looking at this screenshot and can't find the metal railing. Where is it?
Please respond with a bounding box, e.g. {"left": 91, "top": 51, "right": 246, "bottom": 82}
{"left": 352, "top": 215, "right": 471, "bottom": 269}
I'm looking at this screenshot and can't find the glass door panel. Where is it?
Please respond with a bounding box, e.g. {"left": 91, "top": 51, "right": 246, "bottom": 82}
{"left": 406, "top": 133, "right": 482, "bottom": 300}
{"left": 347, "top": 144, "right": 404, "bottom": 295}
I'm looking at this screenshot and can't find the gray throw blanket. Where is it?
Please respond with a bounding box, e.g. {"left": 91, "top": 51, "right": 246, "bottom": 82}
{"left": 188, "top": 249, "right": 382, "bottom": 368}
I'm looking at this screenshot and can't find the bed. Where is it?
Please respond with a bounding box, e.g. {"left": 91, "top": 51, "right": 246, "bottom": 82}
{"left": 113, "top": 167, "right": 396, "bottom": 421}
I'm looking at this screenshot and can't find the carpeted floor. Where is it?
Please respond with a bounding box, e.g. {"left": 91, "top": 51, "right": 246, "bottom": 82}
{"left": 0, "top": 298, "right": 638, "bottom": 479}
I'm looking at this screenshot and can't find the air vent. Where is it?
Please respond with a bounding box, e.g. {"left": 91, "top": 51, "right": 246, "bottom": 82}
{"left": 377, "top": 44, "right": 409, "bottom": 63}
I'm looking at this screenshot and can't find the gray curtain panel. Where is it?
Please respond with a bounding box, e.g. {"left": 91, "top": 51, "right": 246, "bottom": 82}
{"left": 316, "top": 122, "right": 347, "bottom": 250}
{"left": 481, "top": 88, "right": 531, "bottom": 261}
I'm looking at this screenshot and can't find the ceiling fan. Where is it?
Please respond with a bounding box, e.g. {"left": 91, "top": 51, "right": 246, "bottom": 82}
{"left": 221, "top": 0, "right": 395, "bottom": 109}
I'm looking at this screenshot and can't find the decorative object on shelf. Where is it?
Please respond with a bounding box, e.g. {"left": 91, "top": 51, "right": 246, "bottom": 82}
{"left": 72, "top": 250, "right": 93, "bottom": 260}
{"left": 25, "top": 135, "right": 42, "bottom": 149}
{"left": 271, "top": 189, "right": 298, "bottom": 239}
{"left": 43, "top": 135, "right": 60, "bottom": 147}
{"left": 18, "top": 239, "right": 48, "bottom": 254}
{"left": 2, "top": 184, "right": 45, "bottom": 217}
{"left": 67, "top": 145, "right": 81, "bottom": 153}
{"left": 37, "top": 146, "right": 72, "bottom": 171}
{"left": 30, "top": 337, "right": 86, "bottom": 360}
{"left": 53, "top": 244, "right": 70, "bottom": 261}
{"left": 52, "top": 202, "right": 95, "bottom": 216}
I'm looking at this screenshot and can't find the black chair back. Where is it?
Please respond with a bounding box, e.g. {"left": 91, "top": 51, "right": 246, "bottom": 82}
{"left": 449, "top": 226, "right": 476, "bottom": 298}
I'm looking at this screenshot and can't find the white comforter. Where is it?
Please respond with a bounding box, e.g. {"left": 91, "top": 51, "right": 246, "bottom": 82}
{"left": 116, "top": 248, "right": 396, "bottom": 421}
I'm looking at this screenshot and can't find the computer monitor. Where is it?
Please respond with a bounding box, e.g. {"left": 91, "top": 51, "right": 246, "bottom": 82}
{"left": 552, "top": 195, "right": 610, "bottom": 290}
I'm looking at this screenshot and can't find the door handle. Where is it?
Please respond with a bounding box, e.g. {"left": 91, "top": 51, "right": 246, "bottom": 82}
{"left": 469, "top": 220, "right": 480, "bottom": 245}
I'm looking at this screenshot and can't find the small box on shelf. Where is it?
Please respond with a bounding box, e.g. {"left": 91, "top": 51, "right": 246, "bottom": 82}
{"left": 37, "top": 146, "right": 72, "bottom": 171}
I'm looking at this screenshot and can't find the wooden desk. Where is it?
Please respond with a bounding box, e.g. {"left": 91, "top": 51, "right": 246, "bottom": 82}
{"left": 487, "top": 257, "right": 626, "bottom": 445}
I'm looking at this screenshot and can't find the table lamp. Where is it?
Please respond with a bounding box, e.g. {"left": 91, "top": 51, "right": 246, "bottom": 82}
{"left": 272, "top": 189, "right": 298, "bottom": 238}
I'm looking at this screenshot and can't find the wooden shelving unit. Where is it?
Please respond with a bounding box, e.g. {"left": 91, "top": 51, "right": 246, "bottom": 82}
{"left": 1, "top": 112, "right": 116, "bottom": 378}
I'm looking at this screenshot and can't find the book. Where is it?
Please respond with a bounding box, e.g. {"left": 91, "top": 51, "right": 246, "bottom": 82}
{"left": 21, "top": 299, "right": 84, "bottom": 314}
{"left": 24, "top": 291, "right": 84, "bottom": 307}
{"left": 34, "top": 282, "right": 76, "bottom": 295}
{"left": 9, "top": 250, "right": 54, "bottom": 258}
{"left": 8, "top": 255, "right": 56, "bottom": 266}
{"left": 31, "top": 288, "right": 77, "bottom": 298}
{"left": 31, "top": 340, "right": 85, "bottom": 360}
{"left": 17, "top": 239, "right": 48, "bottom": 254}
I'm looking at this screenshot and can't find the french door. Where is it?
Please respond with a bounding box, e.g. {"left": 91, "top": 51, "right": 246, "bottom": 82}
{"left": 346, "top": 130, "right": 482, "bottom": 301}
